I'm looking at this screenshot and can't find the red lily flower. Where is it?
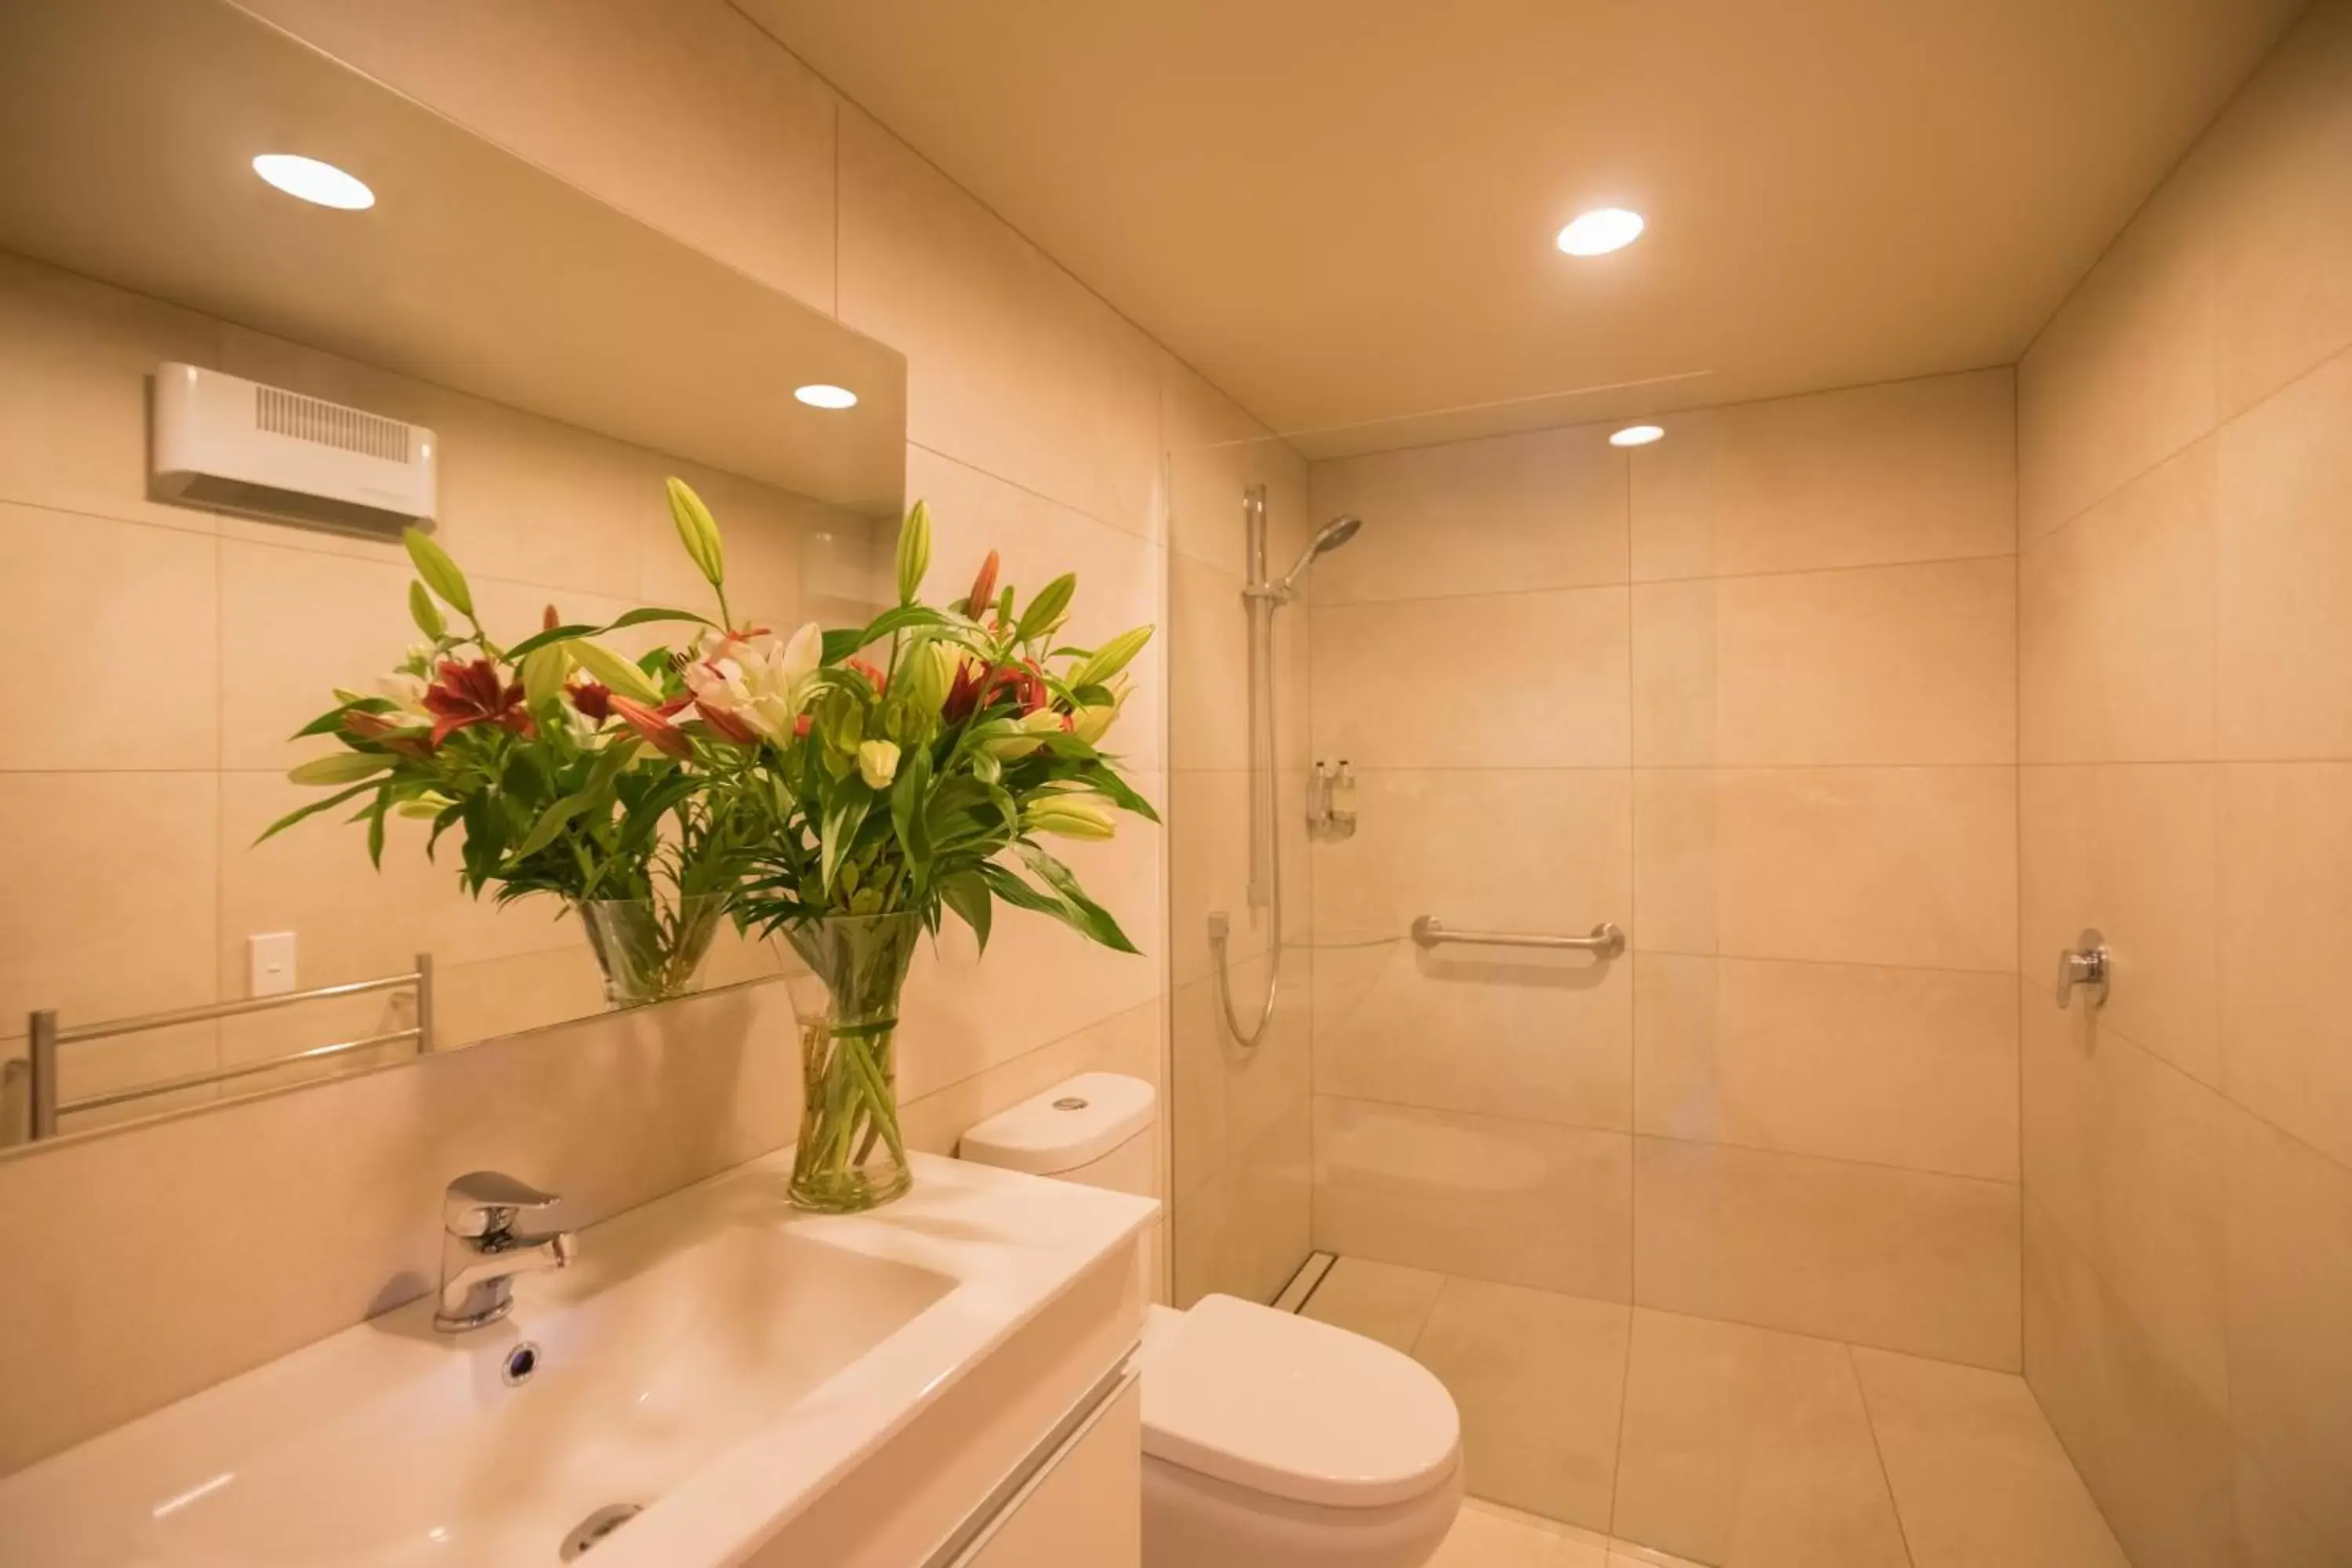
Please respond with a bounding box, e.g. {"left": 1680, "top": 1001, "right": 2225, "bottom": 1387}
{"left": 847, "top": 656, "right": 888, "bottom": 696}
{"left": 965, "top": 550, "right": 1000, "bottom": 618}
{"left": 608, "top": 693, "right": 695, "bottom": 759}
{"left": 693, "top": 700, "right": 759, "bottom": 746}
{"left": 567, "top": 680, "right": 613, "bottom": 723}
{"left": 341, "top": 708, "right": 434, "bottom": 759}
{"left": 422, "top": 659, "right": 533, "bottom": 747}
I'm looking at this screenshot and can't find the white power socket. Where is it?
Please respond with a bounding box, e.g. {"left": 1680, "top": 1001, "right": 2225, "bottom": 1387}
{"left": 249, "top": 932, "right": 297, "bottom": 997}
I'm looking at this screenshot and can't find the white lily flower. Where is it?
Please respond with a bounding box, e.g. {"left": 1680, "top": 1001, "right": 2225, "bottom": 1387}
{"left": 684, "top": 621, "right": 823, "bottom": 741}
{"left": 857, "top": 739, "right": 901, "bottom": 789}
{"left": 376, "top": 671, "right": 431, "bottom": 720}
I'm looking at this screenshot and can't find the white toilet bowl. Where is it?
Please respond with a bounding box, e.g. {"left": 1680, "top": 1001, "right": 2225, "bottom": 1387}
{"left": 959, "top": 1076, "right": 1465, "bottom": 1568}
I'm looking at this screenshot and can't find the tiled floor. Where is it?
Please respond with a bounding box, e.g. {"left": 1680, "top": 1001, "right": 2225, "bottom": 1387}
{"left": 1301, "top": 1258, "right": 2130, "bottom": 1568}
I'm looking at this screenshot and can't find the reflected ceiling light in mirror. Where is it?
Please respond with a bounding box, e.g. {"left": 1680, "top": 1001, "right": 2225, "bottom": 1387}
{"left": 252, "top": 154, "right": 375, "bottom": 210}
{"left": 1557, "top": 207, "right": 1644, "bottom": 256}
{"left": 793, "top": 383, "right": 858, "bottom": 410}
{"left": 1609, "top": 424, "right": 1665, "bottom": 447}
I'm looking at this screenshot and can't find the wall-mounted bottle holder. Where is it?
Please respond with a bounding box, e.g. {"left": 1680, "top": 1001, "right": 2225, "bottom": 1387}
{"left": 1308, "top": 759, "right": 1358, "bottom": 840}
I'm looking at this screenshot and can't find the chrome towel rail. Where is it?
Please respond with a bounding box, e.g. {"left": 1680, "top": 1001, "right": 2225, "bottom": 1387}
{"left": 1410, "top": 916, "right": 1625, "bottom": 958}
{"left": 19, "top": 955, "right": 434, "bottom": 1142}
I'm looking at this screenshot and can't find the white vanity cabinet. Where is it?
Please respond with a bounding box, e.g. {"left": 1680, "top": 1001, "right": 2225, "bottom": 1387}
{"left": 951, "top": 1375, "right": 1142, "bottom": 1568}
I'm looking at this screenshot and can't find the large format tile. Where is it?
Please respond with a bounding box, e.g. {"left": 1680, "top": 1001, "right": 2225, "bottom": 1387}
{"left": 2217, "top": 348, "right": 2352, "bottom": 760}
{"left": 2223, "top": 1108, "right": 2352, "bottom": 1560}
{"left": 1849, "top": 1346, "right": 2129, "bottom": 1568}
{"left": 1708, "top": 558, "right": 2016, "bottom": 767}
{"left": 2020, "top": 439, "right": 2219, "bottom": 764}
{"left": 1307, "top": 423, "right": 1629, "bottom": 604}
{"left": 1168, "top": 950, "right": 1311, "bottom": 1202}
{"left": 1634, "top": 954, "right": 2017, "bottom": 1181}
{"left": 2021, "top": 995, "right": 2230, "bottom": 1411}
{"left": 1165, "top": 768, "right": 1310, "bottom": 989}
{"left": 1312, "top": 588, "right": 1631, "bottom": 769}
{"left": 0, "top": 773, "right": 218, "bottom": 1030}
{"left": 1167, "top": 546, "right": 1309, "bottom": 773}
{"left": 1411, "top": 1278, "right": 1631, "bottom": 1532}
{"left": 2018, "top": 165, "right": 2218, "bottom": 543}
{"left": 2205, "top": 0, "right": 2352, "bottom": 419}
{"left": 1313, "top": 1097, "right": 1632, "bottom": 1300}
{"left": 1431, "top": 1499, "right": 1614, "bottom": 1568}
{"left": 1611, "top": 1308, "right": 1909, "bottom": 1568}
{"left": 1171, "top": 1095, "right": 1313, "bottom": 1309}
{"left": 2217, "top": 763, "right": 2352, "bottom": 1171}
{"left": 1300, "top": 1257, "right": 1447, "bottom": 1353}
{"left": 837, "top": 104, "right": 1161, "bottom": 536}
{"left": 1634, "top": 1138, "right": 2020, "bottom": 1370}
{"left": 2022, "top": 1198, "right": 2236, "bottom": 1568}
{"left": 1161, "top": 355, "right": 1308, "bottom": 575}
{"left": 1630, "top": 369, "right": 2016, "bottom": 581}
{"left": 2019, "top": 764, "right": 2220, "bottom": 1085}
{"left": 1638, "top": 768, "right": 2018, "bottom": 973}
{"left": 0, "top": 503, "right": 217, "bottom": 770}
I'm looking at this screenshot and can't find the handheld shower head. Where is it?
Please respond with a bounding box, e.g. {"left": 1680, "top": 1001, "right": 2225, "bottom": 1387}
{"left": 1272, "top": 514, "right": 1363, "bottom": 598}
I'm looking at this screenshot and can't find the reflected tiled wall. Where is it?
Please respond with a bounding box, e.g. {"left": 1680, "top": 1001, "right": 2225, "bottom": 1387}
{"left": 2016, "top": 4, "right": 2352, "bottom": 1563}
{"left": 0, "top": 0, "right": 1233, "bottom": 1474}
{"left": 1163, "top": 368, "right": 1316, "bottom": 1306}
{"left": 1305, "top": 368, "right": 2024, "bottom": 1371}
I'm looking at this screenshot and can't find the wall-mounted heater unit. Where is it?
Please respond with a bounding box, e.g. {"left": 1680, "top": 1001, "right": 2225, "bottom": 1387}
{"left": 151, "top": 362, "right": 437, "bottom": 534}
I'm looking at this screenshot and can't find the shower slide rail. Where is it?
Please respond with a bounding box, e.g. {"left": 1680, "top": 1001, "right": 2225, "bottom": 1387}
{"left": 1409, "top": 916, "right": 1626, "bottom": 958}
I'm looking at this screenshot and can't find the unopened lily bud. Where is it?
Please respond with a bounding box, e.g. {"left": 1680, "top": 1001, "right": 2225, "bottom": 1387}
{"left": 1023, "top": 797, "right": 1116, "bottom": 840}
{"left": 857, "top": 739, "right": 901, "bottom": 789}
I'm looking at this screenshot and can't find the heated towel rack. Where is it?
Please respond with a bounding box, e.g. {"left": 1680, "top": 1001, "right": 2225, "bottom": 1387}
{"left": 14, "top": 956, "right": 434, "bottom": 1142}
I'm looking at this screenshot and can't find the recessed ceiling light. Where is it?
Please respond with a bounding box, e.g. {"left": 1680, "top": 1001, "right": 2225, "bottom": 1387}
{"left": 251, "top": 154, "right": 374, "bottom": 210}
{"left": 1557, "top": 207, "right": 1644, "bottom": 257}
{"left": 1610, "top": 424, "right": 1666, "bottom": 448}
{"left": 793, "top": 383, "right": 858, "bottom": 410}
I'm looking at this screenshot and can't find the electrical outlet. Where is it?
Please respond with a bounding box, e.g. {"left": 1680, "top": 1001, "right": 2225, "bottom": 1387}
{"left": 249, "top": 931, "right": 296, "bottom": 997}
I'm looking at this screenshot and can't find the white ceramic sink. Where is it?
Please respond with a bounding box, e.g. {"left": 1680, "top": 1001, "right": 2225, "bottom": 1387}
{"left": 0, "top": 1152, "right": 1155, "bottom": 1566}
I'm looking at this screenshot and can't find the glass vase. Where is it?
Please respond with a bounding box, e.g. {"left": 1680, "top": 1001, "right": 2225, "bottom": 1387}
{"left": 776, "top": 912, "right": 921, "bottom": 1213}
{"left": 578, "top": 894, "right": 725, "bottom": 1008}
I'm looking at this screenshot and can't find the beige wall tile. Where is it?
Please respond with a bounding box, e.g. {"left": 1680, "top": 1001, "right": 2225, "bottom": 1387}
{"left": 1298, "top": 1256, "right": 1446, "bottom": 1353}
{"left": 2023, "top": 1199, "right": 2236, "bottom": 1568}
{"left": 1634, "top": 1138, "right": 2020, "bottom": 1370}
{"left": 2217, "top": 763, "right": 2352, "bottom": 1170}
{"left": 2217, "top": 349, "right": 2352, "bottom": 760}
{"left": 2020, "top": 764, "right": 2220, "bottom": 1084}
{"left": 0, "top": 504, "right": 216, "bottom": 770}
{"left": 241, "top": 0, "right": 839, "bottom": 308}
{"left": 1709, "top": 768, "right": 2019, "bottom": 973}
{"left": 1634, "top": 955, "right": 2017, "bottom": 1181}
{"left": 217, "top": 539, "right": 426, "bottom": 772}
{"left": 1630, "top": 579, "right": 1719, "bottom": 767}
{"left": 2223, "top": 1108, "right": 2352, "bottom": 1559}
{"left": 1306, "top": 423, "right": 1629, "bottom": 604}
{"left": 2205, "top": 1, "right": 2352, "bottom": 419}
{"left": 1162, "top": 356, "right": 1308, "bottom": 574}
{"left": 0, "top": 256, "right": 220, "bottom": 532}
{"left": 1167, "top": 547, "right": 1308, "bottom": 773}
{"left": 1313, "top": 1096, "right": 1632, "bottom": 1300}
{"left": 1312, "top": 588, "right": 1630, "bottom": 768}
{"left": 1612, "top": 1307, "right": 1910, "bottom": 1568}
{"left": 898, "top": 996, "right": 1162, "bottom": 1163}
{"left": 2021, "top": 996, "right": 2230, "bottom": 1410}
{"left": 837, "top": 106, "right": 1161, "bottom": 537}
{"left": 2232, "top": 1444, "right": 2344, "bottom": 1568}
{"left": 1173, "top": 1094, "right": 1312, "bottom": 1308}
{"left": 1708, "top": 558, "right": 2017, "bottom": 767}
{"left": 0, "top": 773, "right": 217, "bottom": 1029}
{"left": 1630, "top": 369, "right": 2016, "bottom": 582}
{"left": 2020, "top": 440, "right": 2218, "bottom": 763}
{"left": 2018, "top": 169, "right": 2218, "bottom": 543}
{"left": 1412, "top": 1278, "right": 1630, "bottom": 1531}
{"left": 1165, "top": 769, "right": 1309, "bottom": 988}
{"left": 1632, "top": 769, "right": 1719, "bottom": 954}
{"left": 1168, "top": 950, "right": 1310, "bottom": 1203}
{"left": 1849, "top": 1346, "right": 2130, "bottom": 1568}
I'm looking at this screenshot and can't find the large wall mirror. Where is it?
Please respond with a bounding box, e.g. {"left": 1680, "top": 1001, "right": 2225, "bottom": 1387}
{"left": 0, "top": 0, "right": 907, "bottom": 1150}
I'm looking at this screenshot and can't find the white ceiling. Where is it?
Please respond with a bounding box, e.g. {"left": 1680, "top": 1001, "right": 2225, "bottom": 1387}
{"left": 737, "top": 0, "right": 2307, "bottom": 456}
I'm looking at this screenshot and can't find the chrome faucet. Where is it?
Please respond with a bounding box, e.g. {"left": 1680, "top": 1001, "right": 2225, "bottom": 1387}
{"left": 434, "top": 1171, "right": 575, "bottom": 1332}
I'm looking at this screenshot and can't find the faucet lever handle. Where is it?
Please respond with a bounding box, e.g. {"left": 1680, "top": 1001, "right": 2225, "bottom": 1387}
{"left": 443, "top": 1170, "right": 561, "bottom": 1238}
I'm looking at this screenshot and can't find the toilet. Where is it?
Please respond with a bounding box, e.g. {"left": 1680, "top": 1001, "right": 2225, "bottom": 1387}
{"left": 959, "top": 1074, "right": 1464, "bottom": 1568}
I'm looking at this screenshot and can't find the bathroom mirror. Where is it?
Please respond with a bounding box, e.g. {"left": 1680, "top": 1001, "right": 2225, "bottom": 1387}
{"left": 0, "top": 0, "right": 907, "bottom": 1150}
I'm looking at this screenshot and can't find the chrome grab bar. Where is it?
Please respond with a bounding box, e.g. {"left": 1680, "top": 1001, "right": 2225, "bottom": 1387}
{"left": 1410, "top": 916, "right": 1626, "bottom": 958}
{"left": 17, "top": 955, "right": 434, "bottom": 1142}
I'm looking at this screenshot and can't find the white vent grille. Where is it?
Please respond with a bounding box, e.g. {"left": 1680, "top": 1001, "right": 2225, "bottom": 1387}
{"left": 254, "top": 386, "right": 411, "bottom": 463}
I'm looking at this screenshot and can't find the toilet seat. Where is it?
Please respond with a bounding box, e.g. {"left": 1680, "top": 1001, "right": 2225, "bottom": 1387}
{"left": 1138, "top": 1295, "right": 1461, "bottom": 1509}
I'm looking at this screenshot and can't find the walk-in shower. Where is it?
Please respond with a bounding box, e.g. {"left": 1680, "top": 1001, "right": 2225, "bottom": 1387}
{"left": 1208, "top": 485, "right": 1361, "bottom": 1047}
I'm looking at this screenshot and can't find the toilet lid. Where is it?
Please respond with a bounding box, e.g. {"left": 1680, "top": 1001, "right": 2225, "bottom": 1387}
{"left": 1139, "top": 1294, "right": 1461, "bottom": 1508}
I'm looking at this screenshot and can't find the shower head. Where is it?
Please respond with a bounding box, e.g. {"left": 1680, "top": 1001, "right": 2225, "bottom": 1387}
{"left": 1272, "top": 514, "right": 1363, "bottom": 598}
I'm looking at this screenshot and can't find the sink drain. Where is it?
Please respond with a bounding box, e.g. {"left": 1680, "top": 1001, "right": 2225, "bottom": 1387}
{"left": 559, "top": 1504, "right": 644, "bottom": 1561}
